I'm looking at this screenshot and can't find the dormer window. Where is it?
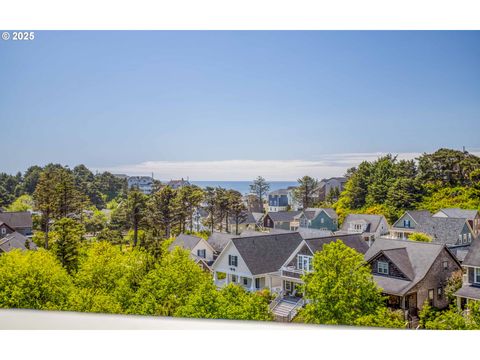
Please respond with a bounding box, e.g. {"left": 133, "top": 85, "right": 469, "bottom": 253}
{"left": 377, "top": 261, "right": 389, "bottom": 275}
{"left": 404, "top": 220, "right": 411, "bottom": 228}
{"left": 197, "top": 249, "right": 206, "bottom": 258}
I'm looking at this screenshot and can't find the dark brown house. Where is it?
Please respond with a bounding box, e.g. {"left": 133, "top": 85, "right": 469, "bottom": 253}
{"left": 365, "top": 238, "right": 462, "bottom": 319}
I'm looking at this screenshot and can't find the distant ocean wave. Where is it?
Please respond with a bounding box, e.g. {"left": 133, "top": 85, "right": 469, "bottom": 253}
{"left": 189, "top": 181, "right": 298, "bottom": 195}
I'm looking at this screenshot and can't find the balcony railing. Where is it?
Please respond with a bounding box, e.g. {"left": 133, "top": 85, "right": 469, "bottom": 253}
{"left": 281, "top": 266, "right": 305, "bottom": 279}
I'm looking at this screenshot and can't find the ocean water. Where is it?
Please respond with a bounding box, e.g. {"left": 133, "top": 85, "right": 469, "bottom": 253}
{"left": 189, "top": 181, "right": 297, "bottom": 195}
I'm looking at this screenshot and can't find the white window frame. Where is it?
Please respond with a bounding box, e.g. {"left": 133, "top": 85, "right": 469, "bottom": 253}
{"left": 228, "top": 255, "right": 238, "bottom": 267}
{"left": 197, "top": 249, "right": 206, "bottom": 258}
{"left": 1, "top": 228, "right": 6, "bottom": 235}
{"left": 297, "top": 255, "right": 313, "bottom": 271}
{"left": 377, "top": 261, "right": 389, "bottom": 275}
{"left": 475, "top": 268, "right": 480, "bottom": 284}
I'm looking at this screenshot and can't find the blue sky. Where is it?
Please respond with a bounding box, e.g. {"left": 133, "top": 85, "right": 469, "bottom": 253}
{"left": 1, "top": 31, "right": 479, "bottom": 180}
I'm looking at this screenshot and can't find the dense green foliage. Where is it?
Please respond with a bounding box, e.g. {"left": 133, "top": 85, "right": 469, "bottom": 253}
{"left": 335, "top": 149, "right": 480, "bottom": 223}
{"left": 299, "top": 240, "right": 395, "bottom": 326}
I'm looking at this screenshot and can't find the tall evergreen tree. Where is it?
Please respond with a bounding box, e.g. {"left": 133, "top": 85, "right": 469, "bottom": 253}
{"left": 51, "top": 218, "right": 84, "bottom": 274}
{"left": 293, "top": 176, "right": 318, "bottom": 210}
{"left": 125, "top": 188, "right": 147, "bottom": 247}
{"left": 249, "top": 176, "right": 270, "bottom": 212}
{"left": 148, "top": 186, "right": 176, "bottom": 239}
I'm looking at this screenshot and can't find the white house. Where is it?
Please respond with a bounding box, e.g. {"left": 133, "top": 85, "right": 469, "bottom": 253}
{"left": 169, "top": 233, "right": 216, "bottom": 267}
{"left": 211, "top": 232, "right": 303, "bottom": 293}
{"left": 127, "top": 176, "right": 153, "bottom": 194}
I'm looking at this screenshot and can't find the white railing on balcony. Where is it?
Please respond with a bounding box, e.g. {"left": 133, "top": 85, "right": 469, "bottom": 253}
{"left": 269, "top": 289, "right": 284, "bottom": 311}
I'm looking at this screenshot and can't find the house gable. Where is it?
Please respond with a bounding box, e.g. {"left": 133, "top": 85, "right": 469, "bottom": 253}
{"left": 309, "top": 210, "right": 338, "bottom": 231}
{"left": 392, "top": 212, "right": 417, "bottom": 230}
{"left": 191, "top": 238, "right": 215, "bottom": 262}
{"left": 284, "top": 242, "right": 313, "bottom": 269}
{"left": 369, "top": 252, "right": 410, "bottom": 280}
{"left": 211, "top": 241, "right": 252, "bottom": 277}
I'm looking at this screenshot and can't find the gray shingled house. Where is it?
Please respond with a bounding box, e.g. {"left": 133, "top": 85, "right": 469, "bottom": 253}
{"left": 433, "top": 208, "right": 480, "bottom": 238}
{"left": 263, "top": 211, "right": 302, "bottom": 231}
{"left": 365, "top": 238, "right": 461, "bottom": 320}
{"left": 0, "top": 211, "right": 33, "bottom": 237}
{"left": 390, "top": 210, "right": 476, "bottom": 262}
{"left": 454, "top": 237, "right": 480, "bottom": 307}
{"left": 0, "top": 231, "right": 37, "bottom": 253}
{"left": 338, "top": 213, "right": 389, "bottom": 245}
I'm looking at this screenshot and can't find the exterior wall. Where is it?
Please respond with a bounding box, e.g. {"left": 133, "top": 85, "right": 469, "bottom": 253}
{"left": 309, "top": 211, "right": 338, "bottom": 231}
{"left": 393, "top": 213, "right": 417, "bottom": 230}
{"left": 285, "top": 244, "right": 313, "bottom": 269}
{"left": 268, "top": 194, "right": 289, "bottom": 208}
{"left": 212, "top": 242, "right": 252, "bottom": 278}
{"left": 0, "top": 224, "right": 14, "bottom": 238}
{"left": 263, "top": 215, "right": 274, "bottom": 228}
{"left": 370, "top": 254, "right": 409, "bottom": 280}
{"left": 455, "top": 223, "right": 474, "bottom": 246}
{"left": 192, "top": 240, "right": 215, "bottom": 263}
{"left": 375, "top": 218, "right": 390, "bottom": 238}
{"left": 410, "top": 249, "right": 461, "bottom": 310}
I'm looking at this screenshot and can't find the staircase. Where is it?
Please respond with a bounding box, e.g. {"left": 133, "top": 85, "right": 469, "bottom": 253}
{"left": 271, "top": 298, "right": 303, "bottom": 322}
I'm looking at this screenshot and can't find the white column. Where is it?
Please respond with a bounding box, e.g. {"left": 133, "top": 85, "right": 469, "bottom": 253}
{"left": 250, "top": 277, "right": 256, "bottom": 291}
{"left": 213, "top": 271, "right": 218, "bottom": 284}
{"left": 225, "top": 273, "right": 230, "bottom": 285}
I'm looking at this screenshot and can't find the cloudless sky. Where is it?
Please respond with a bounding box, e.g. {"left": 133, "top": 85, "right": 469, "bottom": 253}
{"left": 1, "top": 31, "right": 479, "bottom": 178}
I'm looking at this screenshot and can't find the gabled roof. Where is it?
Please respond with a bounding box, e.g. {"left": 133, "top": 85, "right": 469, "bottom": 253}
{"left": 462, "top": 236, "right": 480, "bottom": 267}
{"left": 207, "top": 232, "right": 236, "bottom": 253}
{"left": 232, "top": 232, "right": 303, "bottom": 275}
{"left": 365, "top": 238, "right": 458, "bottom": 296}
{"left": 340, "top": 214, "right": 386, "bottom": 233}
{"left": 301, "top": 208, "right": 338, "bottom": 221}
{"left": 229, "top": 212, "right": 262, "bottom": 225}
{"left": 435, "top": 208, "right": 479, "bottom": 221}
{"left": 268, "top": 189, "right": 289, "bottom": 196}
{"left": 416, "top": 218, "right": 469, "bottom": 245}
{"left": 266, "top": 211, "right": 302, "bottom": 222}
{"left": 305, "top": 233, "right": 369, "bottom": 255}
{"left": 404, "top": 210, "right": 432, "bottom": 225}
{"left": 0, "top": 211, "right": 33, "bottom": 229}
{"left": 169, "top": 233, "right": 202, "bottom": 251}
{"left": 0, "top": 232, "right": 37, "bottom": 252}
{"left": 296, "top": 228, "right": 334, "bottom": 239}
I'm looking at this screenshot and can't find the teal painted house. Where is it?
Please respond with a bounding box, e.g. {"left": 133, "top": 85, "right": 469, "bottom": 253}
{"left": 297, "top": 208, "right": 338, "bottom": 232}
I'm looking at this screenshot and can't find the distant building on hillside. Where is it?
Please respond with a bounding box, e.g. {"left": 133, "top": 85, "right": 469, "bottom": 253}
{"left": 127, "top": 176, "right": 153, "bottom": 194}
{"left": 312, "top": 177, "right": 347, "bottom": 202}
{"left": 167, "top": 178, "right": 190, "bottom": 190}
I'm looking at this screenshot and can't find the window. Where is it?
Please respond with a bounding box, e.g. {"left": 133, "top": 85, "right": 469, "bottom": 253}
{"left": 443, "top": 261, "right": 449, "bottom": 270}
{"left": 437, "top": 287, "right": 443, "bottom": 299}
{"left": 228, "top": 255, "right": 238, "bottom": 267}
{"left": 243, "top": 278, "right": 248, "bottom": 286}
{"left": 231, "top": 275, "right": 237, "bottom": 283}
{"left": 320, "top": 218, "right": 324, "bottom": 224}
{"left": 197, "top": 249, "right": 206, "bottom": 258}
{"left": 458, "top": 234, "right": 462, "bottom": 243}
{"left": 255, "top": 278, "right": 260, "bottom": 289}
{"left": 0, "top": 228, "right": 5, "bottom": 235}
{"left": 475, "top": 268, "right": 480, "bottom": 284}
{"left": 468, "top": 233, "right": 472, "bottom": 243}
{"left": 463, "top": 234, "right": 467, "bottom": 244}
{"left": 404, "top": 219, "right": 411, "bottom": 228}
{"left": 377, "top": 261, "right": 389, "bottom": 275}
{"left": 428, "top": 289, "right": 434, "bottom": 306}
{"left": 297, "top": 255, "right": 313, "bottom": 271}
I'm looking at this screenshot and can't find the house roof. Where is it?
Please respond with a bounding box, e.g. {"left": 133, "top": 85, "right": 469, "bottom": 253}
{"left": 340, "top": 213, "right": 386, "bottom": 233}
{"left": 462, "top": 236, "right": 480, "bottom": 267}
{"left": 416, "top": 218, "right": 469, "bottom": 245}
{"left": 296, "top": 228, "right": 334, "bottom": 239}
{"left": 266, "top": 211, "right": 302, "bottom": 222}
{"left": 169, "top": 233, "right": 202, "bottom": 252}
{"left": 435, "top": 208, "right": 479, "bottom": 221}
{"left": 302, "top": 208, "right": 338, "bottom": 221}
{"left": 305, "top": 233, "right": 369, "bottom": 255}
{"left": 0, "top": 232, "right": 37, "bottom": 252}
{"left": 405, "top": 210, "right": 432, "bottom": 224}
{"left": 268, "top": 189, "right": 289, "bottom": 196}
{"left": 365, "top": 238, "right": 453, "bottom": 296}
{"left": 232, "top": 232, "right": 303, "bottom": 275}
{"left": 455, "top": 284, "right": 480, "bottom": 301}
{"left": 207, "top": 232, "right": 236, "bottom": 253}
{"left": 0, "top": 211, "right": 33, "bottom": 229}
{"left": 229, "top": 212, "right": 262, "bottom": 225}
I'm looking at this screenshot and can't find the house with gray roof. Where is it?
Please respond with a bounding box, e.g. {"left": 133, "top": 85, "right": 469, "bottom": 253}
{"left": 365, "top": 238, "right": 461, "bottom": 318}
{"left": 263, "top": 211, "right": 302, "bottom": 231}
{"left": 226, "top": 212, "right": 264, "bottom": 234}
{"left": 312, "top": 177, "right": 347, "bottom": 202}
{"left": 279, "top": 233, "right": 368, "bottom": 297}
{"left": 433, "top": 208, "right": 480, "bottom": 237}
{"left": 211, "top": 232, "right": 303, "bottom": 293}
{"left": 390, "top": 210, "right": 475, "bottom": 249}
{"left": 207, "top": 232, "right": 236, "bottom": 256}
{"left": 0, "top": 211, "right": 33, "bottom": 237}
{"left": 0, "top": 231, "right": 37, "bottom": 253}
{"left": 454, "top": 237, "right": 480, "bottom": 307}
{"left": 339, "top": 213, "right": 389, "bottom": 245}
{"left": 169, "top": 233, "right": 216, "bottom": 268}
{"left": 294, "top": 208, "right": 338, "bottom": 232}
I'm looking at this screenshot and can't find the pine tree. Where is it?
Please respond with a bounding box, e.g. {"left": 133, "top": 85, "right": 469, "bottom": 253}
{"left": 51, "top": 218, "right": 84, "bottom": 274}
{"left": 249, "top": 176, "right": 270, "bottom": 212}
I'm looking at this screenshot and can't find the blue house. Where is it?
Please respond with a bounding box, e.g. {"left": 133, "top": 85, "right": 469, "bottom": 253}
{"left": 268, "top": 189, "right": 290, "bottom": 212}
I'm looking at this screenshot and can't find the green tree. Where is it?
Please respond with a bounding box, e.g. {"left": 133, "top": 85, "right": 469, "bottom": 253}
{"left": 204, "top": 187, "right": 218, "bottom": 233}
{"left": 365, "top": 155, "right": 397, "bottom": 206}
{"left": 293, "top": 176, "right": 319, "bottom": 210}
{"left": 0, "top": 249, "right": 73, "bottom": 310}
{"left": 385, "top": 178, "right": 423, "bottom": 212}
{"left": 22, "top": 165, "right": 43, "bottom": 194}
{"left": 53, "top": 167, "right": 88, "bottom": 219}
{"left": 444, "top": 270, "right": 463, "bottom": 304}
{"left": 84, "top": 209, "right": 108, "bottom": 235}
{"left": 125, "top": 188, "right": 147, "bottom": 246}
{"left": 148, "top": 186, "right": 177, "bottom": 239}
{"left": 74, "top": 242, "right": 151, "bottom": 312}
{"left": 249, "top": 176, "right": 270, "bottom": 212}
{"left": 408, "top": 232, "right": 432, "bottom": 242}
{"left": 6, "top": 194, "right": 34, "bottom": 212}
{"left": 129, "top": 247, "right": 212, "bottom": 316}
{"left": 176, "top": 284, "right": 273, "bottom": 321}
{"left": 51, "top": 218, "right": 84, "bottom": 274}
{"left": 300, "top": 240, "right": 384, "bottom": 325}
{"left": 355, "top": 307, "right": 407, "bottom": 329}
{"left": 228, "top": 190, "right": 248, "bottom": 235}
